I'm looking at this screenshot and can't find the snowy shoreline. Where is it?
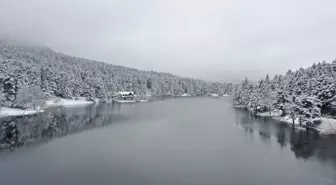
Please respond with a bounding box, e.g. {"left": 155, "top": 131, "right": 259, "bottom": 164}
{"left": 254, "top": 111, "right": 336, "bottom": 135}
{"left": 0, "top": 107, "right": 45, "bottom": 118}
{"left": 0, "top": 98, "right": 94, "bottom": 118}
{"left": 234, "top": 106, "right": 336, "bottom": 135}
{"left": 45, "top": 97, "right": 94, "bottom": 108}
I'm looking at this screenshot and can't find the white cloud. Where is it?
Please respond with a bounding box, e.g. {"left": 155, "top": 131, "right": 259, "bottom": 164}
{"left": 1, "top": 0, "right": 336, "bottom": 82}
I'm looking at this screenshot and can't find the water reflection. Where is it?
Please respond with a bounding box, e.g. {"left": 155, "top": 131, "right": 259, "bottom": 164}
{"left": 1, "top": 103, "right": 336, "bottom": 174}
{"left": 0, "top": 103, "right": 130, "bottom": 151}
{"left": 0, "top": 99, "right": 336, "bottom": 185}
{"left": 235, "top": 108, "right": 336, "bottom": 168}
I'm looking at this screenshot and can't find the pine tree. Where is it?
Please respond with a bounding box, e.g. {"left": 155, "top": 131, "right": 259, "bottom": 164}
{"left": 273, "top": 91, "right": 290, "bottom": 116}
{"left": 3, "top": 75, "right": 19, "bottom": 107}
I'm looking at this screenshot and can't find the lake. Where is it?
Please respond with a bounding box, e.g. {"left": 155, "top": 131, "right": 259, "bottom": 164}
{"left": 0, "top": 98, "right": 336, "bottom": 185}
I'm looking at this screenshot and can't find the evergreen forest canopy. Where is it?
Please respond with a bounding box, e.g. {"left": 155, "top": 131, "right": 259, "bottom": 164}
{"left": 0, "top": 40, "right": 233, "bottom": 109}
{"left": 1, "top": 38, "right": 336, "bottom": 129}
{"left": 233, "top": 60, "right": 336, "bottom": 126}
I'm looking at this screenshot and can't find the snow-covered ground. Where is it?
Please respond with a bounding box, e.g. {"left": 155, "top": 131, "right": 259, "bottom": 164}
{"left": 113, "top": 99, "right": 136, "bottom": 103}
{"left": 180, "top": 93, "right": 191, "bottom": 97}
{"left": 256, "top": 111, "right": 281, "bottom": 117}
{"left": 45, "top": 97, "right": 94, "bottom": 107}
{"left": 0, "top": 107, "right": 44, "bottom": 118}
{"left": 256, "top": 111, "right": 336, "bottom": 135}
{"left": 0, "top": 97, "right": 94, "bottom": 118}
{"left": 257, "top": 110, "right": 309, "bottom": 126}
{"left": 112, "top": 99, "right": 149, "bottom": 103}
{"left": 210, "top": 94, "right": 220, "bottom": 99}
{"left": 272, "top": 115, "right": 300, "bottom": 125}
{"left": 319, "top": 118, "right": 336, "bottom": 135}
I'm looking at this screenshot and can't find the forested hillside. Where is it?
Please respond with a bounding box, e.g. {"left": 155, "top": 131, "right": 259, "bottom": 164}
{"left": 233, "top": 61, "right": 336, "bottom": 127}
{"left": 0, "top": 40, "right": 233, "bottom": 109}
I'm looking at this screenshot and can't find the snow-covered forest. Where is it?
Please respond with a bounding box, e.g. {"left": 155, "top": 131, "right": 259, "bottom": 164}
{"left": 0, "top": 40, "right": 233, "bottom": 109}
{"left": 233, "top": 61, "right": 336, "bottom": 129}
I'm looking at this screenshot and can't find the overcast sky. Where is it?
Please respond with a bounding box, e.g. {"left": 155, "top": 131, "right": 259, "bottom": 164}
{"left": 1, "top": 0, "right": 336, "bottom": 82}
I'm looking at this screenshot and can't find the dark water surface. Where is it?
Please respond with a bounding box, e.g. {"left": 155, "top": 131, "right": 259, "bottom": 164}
{"left": 1, "top": 98, "right": 336, "bottom": 185}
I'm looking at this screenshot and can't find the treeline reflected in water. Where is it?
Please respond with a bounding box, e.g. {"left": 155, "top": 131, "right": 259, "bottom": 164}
{"left": 235, "top": 109, "right": 336, "bottom": 168}
{"left": 0, "top": 103, "right": 130, "bottom": 151}
{"left": 2, "top": 103, "right": 336, "bottom": 171}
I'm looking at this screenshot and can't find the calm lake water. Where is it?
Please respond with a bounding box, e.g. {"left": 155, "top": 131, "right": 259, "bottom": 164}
{"left": 0, "top": 98, "right": 336, "bottom": 185}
